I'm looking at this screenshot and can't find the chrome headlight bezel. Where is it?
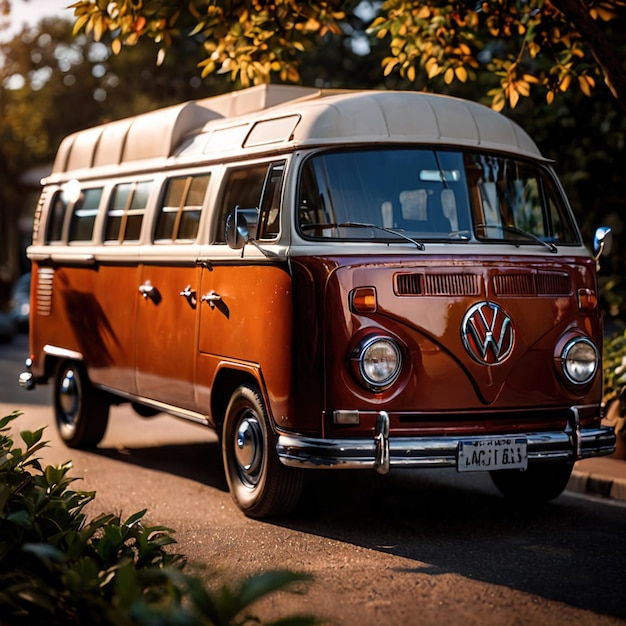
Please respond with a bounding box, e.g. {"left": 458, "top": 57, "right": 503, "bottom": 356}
{"left": 353, "top": 335, "right": 402, "bottom": 391}
{"left": 559, "top": 336, "right": 599, "bottom": 386}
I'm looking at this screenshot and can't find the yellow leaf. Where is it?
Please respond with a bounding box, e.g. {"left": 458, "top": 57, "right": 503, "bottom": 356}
{"left": 94, "top": 16, "right": 104, "bottom": 41}
{"left": 508, "top": 87, "right": 519, "bottom": 108}
{"left": 546, "top": 90, "right": 554, "bottom": 105}
{"left": 111, "top": 38, "right": 122, "bottom": 54}
{"left": 517, "top": 81, "right": 530, "bottom": 96}
{"left": 444, "top": 67, "right": 454, "bottom": 84}
{"left": 490, "top": 90, "right": 505, "bottom": 111}
{"left": 407, "top": 65, "right": 416, "bottom": 82}
{"left": 427, "top": 60, "right": 440, "bottom": 79}
{"left": 560, "top": 74, "right": 571, "bottom": 92}
{"left": 455, "top": 65, "right": 468, "bottom": 82}
{"left": 578, "top": 74, "right": 593, "bottom": 96}
{"left": 383, "top": 57, "right": 400, "bottom": 76}
{"left": 72, "top": 13, "right": 89, "bottom": 35}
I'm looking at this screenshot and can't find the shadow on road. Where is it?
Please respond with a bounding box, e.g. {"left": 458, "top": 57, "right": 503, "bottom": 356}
{"left": 278, "top": 469, "right": 626, "bottom": 621}
{"left": 94, "top": 435, "right": 626, "bottom": 621}
{"left": 92, "top": 440, "right": 229, "bottom": 493}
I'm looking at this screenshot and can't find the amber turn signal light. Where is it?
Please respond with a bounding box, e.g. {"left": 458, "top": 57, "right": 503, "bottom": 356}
{"left": 577, "top": 288, "right": 597, "bottom": 311}
{"left": 350, "top": 286, "right": 377, "bottom": 313}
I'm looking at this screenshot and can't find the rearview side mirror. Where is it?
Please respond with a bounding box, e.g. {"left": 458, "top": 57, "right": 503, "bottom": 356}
{"left": 225, "top": 206, "right": 259, "bottom": 250}
{"left": 593, "top": 226, "right": 613, "bottom": 271}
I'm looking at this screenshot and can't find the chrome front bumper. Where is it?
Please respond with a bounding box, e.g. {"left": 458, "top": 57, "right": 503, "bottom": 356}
{"left": 277, "top": 409, "right": 616, "bottom": 473}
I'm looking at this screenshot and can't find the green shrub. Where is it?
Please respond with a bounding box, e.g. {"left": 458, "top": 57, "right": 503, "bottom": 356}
{"left": 0, "top": 411, "right": 318, "bottom": 626}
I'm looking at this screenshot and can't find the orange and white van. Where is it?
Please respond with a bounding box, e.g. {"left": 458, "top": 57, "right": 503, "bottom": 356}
{"left": 19, "top": 85, "right": 615, "bottom": 517}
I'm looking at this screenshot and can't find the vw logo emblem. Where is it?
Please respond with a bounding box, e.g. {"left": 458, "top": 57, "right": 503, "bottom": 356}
{"left": 461, "top": 301, "right": 515, "bottom": 365}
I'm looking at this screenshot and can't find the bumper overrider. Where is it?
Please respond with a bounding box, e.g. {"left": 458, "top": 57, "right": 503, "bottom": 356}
{"left": 276, "top": 408, "right": 616, "bottom": 473}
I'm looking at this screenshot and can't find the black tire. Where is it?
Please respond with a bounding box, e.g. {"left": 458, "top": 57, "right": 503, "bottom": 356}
{"left": 490, "top": 461, "right": 574, "bottom": 503}
{"left": 53, "top": 360, "right": 109, "bottom": 449}
{"left": 222, "top": 384, "right": 303, "bottom": 518}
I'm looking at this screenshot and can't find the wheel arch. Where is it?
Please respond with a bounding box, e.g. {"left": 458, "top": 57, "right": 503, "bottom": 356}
{"left": 210, "top": 365, "right": 271, "bottom": 433}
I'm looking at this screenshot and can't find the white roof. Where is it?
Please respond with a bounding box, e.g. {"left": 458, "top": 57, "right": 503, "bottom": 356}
{"left": 49, "top": 85, "right": 544, "bottom": 179}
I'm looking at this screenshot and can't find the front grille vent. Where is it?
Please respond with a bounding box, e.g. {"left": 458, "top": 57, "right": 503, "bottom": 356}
{"left": 36, "top": 268, "right": 54, "bottom": 316}
{"left": 493, "top": 272, "right": 571, "bottom": 296}
{"left": 395, "top": 273, "right": 481, "bottom": 296}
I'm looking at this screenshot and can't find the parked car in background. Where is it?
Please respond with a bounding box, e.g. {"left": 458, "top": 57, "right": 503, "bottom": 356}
{"left": 9, "top": 272, "right": 30, "bottom": 332}
{"left": 0, "top": 311, "right": 16, "bottom": 343}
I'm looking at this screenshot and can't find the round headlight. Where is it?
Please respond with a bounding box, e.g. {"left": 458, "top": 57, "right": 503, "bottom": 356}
{"left": 561, "top": 337, "right": 598, "bottom": 385}
{"left": 358, "top": 337, "right": 402, "bottom": 390}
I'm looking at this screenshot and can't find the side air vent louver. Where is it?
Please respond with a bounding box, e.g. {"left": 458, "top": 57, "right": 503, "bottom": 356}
{"left": 493, "top": 272, "right": 571, "bottom": 296}
{"left": 36, "top": 268, "right": 54, "bottom": 316}
{"left": 537, "top": 272, "right": 572, "bottom": 295}
{"left": 395, "top": 273, "right": 481, "bottom": 296}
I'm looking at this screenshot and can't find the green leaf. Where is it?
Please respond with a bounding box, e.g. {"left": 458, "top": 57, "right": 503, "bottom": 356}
{"left": 23, "top": 541, "right": 66, "bottom": 562}
{"left": 20, "top": 427, "right": 45, "bottom": 448}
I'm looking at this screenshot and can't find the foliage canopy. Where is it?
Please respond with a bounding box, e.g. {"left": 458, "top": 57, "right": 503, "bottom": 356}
{"left": 65, "top": 0, "right": 626, "bottom": 110}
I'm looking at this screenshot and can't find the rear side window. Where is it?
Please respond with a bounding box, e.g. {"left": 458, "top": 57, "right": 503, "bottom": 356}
{"left": 105, "top": 180, "right": 153, "bottom": 243}
{"left": 46, "top": 190, "right": 69, "bottom": 243}
{"left": 154, "top": 174, "right": 210, "bottom": 243}
{"left": 68, "top": 187, "right": 103, "bottom": 243}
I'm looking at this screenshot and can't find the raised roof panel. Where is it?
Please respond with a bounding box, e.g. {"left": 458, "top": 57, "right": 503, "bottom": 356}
{"left": 48, "top": 86, "right": 545, "bottom": 179}
{"left": 49, "top": 85, "right": 325, "bottom": 176}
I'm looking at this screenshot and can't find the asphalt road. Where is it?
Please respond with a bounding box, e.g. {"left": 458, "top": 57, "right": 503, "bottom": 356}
{"left": 1, "top": 333, "right": 625, "bottom": 625}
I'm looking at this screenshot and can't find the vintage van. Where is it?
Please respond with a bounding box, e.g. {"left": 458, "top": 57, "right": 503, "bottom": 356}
{"left": 19, "top": 85, "right": 616, "bottom": 517}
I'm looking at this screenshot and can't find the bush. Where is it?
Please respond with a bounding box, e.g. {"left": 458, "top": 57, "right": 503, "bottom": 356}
{"left": 0, "top": 411, "right": 318, "bottom": 626}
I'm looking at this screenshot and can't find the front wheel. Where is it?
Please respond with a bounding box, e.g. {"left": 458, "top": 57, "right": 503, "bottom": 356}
{"left": 490, "top": 461, "right": 574, "bottom": 503}
{"left": 53, "top": 360, "right": 109, "bottom": 448}
{"left": 222, "top": 384, "right": 303, "bottom": 518}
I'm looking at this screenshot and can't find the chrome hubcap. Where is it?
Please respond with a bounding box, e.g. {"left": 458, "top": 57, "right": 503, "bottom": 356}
{"left": 58, "top": 369, "right": 79, "bottom": 425}
{"left": 234, "top": 412, "right": 263, "bottom": 487}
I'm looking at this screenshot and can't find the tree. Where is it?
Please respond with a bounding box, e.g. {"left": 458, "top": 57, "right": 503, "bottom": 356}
{"left": 0, "top": 15, "right": 230, "bottom": 296}
{"left": 67, "top": 0, "right": 626, "bottom": 110}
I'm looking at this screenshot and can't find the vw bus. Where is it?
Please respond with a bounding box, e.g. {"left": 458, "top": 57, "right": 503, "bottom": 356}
{"left": 19, "top": 85, "right": 616, "bottom": 517}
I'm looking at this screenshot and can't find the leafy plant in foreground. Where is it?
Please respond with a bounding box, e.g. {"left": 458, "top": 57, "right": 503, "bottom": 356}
{"left": 0, "top": 411, "right": 317, "bottom": 625}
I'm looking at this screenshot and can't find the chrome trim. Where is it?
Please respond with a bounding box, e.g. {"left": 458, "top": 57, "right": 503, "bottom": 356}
{"left": 18, "top": 371, "right": 34, "bottom": 390}
{"left": 560, "top": 336, "right": 598, "bottom": 386}
{"left": 276, "top": 410, "right": 616, "bottom": 471}
{"left": 461, "top": 301, "right": 514, "bottom": 365}
{"left": 354, "top": 335, "right": 402, "bottom": 390}
{"left": 97, "top": 385, "right": 211, "bottom": 426}
{"left": 43, "top": 344, "right": 84, "bottom": 361}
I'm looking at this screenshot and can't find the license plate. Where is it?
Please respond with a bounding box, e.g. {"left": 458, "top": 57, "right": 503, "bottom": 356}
{"left": 458, "top": 437, "right": 528, "bottom": 472}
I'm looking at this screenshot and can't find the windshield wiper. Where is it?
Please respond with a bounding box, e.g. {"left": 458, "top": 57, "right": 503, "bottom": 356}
{"left": 475, "top": 224, "right": 558, "bottom": 253}
{"left": 300, "top": 222, "right": 425, "bottom": 250}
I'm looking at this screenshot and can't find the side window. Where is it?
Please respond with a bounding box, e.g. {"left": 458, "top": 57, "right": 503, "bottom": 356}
{"left": 46, "top": 190, "right": 69, "bottom": 243}
{"left": 216, "top": 161, "right": 284, "bottom": 243}
{"left": 258, "top": 162, "right": 285, "bottom": 240}
{"left": 105, "top": 180, "right": 153, "bottom": 243}
{"left": 68, "top": 187, "right": 102, "bottom": 243}
{"left": 154, "top": 174, "right": 210, "bottom": 243}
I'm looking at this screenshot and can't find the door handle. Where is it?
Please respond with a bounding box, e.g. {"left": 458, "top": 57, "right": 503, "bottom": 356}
{"left": 179, "top": 285, "right": 197, "bottom": 308}
{"left": 201, "top": 290, "right": 222, "bottom": 309}
{"left": 138, "top": 281, "right": 160, "bottom": 303}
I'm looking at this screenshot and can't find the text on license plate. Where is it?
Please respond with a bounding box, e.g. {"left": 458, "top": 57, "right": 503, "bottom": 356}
{"left": 457, "top": 438, "right": 528, "bottom": 472}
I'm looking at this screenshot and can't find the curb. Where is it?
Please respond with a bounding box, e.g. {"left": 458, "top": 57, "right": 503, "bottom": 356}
{"left": 567, "top": 468, "right": 626, "bottom": 502}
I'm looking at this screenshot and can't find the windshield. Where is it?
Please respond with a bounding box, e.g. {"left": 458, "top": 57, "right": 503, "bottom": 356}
{"left": 297, "top": 148, "right": 580, "bottom": 246}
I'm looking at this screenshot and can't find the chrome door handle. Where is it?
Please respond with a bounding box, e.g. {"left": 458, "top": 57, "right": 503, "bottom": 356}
{"left": 138, "top": 281, "right": 160, "bottom": 303}
{"left": 179, "top": 285, "right": 197, "bottom": 307}
{"left": 201, "top": 290, "right": 222, "bottom": 309}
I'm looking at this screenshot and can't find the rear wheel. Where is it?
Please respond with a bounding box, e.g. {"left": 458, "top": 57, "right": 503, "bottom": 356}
{"left": 222, "top": 384, "right": 303, "bottom": 518}
{"left": 490, "top": 461, "right": 574, "bottom": 503}
{"left": 53, "top": 360, "right": 109, "bottom": 448}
